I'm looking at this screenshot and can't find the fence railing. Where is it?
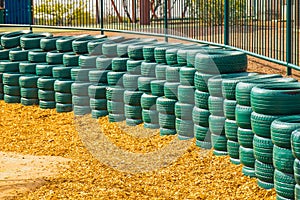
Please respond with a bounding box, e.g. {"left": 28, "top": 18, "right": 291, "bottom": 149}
{"left": 1, "top": 0, "right": 299, "bottom": 75}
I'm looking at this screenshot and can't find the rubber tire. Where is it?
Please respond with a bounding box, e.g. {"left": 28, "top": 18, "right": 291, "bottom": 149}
{"left": 235, "top": 104, "right": 253, "bottom": 129}
{"left": 141, "top": 93, "right": 158, "bottom": 110}
{"left": 192, "top": 107, "right": 210, "bottom": 127}
{"left": 240, "top": 146, "right": 255, "bottom": 168}
{"left": 123, "top": 90, "right": 143, "bottom": 106}
{"left": 194, "top": 124, "right": 211, "bottom": 142}
{"left": 71, "top": 82, "right": 92, "bottom": 96}
{"left": 9, "top": 48, "right": 29, "bottom": 61}
{"left": 166, "top": 66, "right": 181, "bottom": 82}
{"left": 294, "top": 159, "right": 300, "bottom": 185}
{"left": 28, "top": 49, "right": 47, "bottom": 63}
{"left": 194, "top": 72, "right": 214, "bottom": 92}
{"left": 160, "top": 128, "right": 176, "bottom": 136}
{"left": 253, "top": 134, "right": 274, "bottom": 164}
{"left": 52, "top": 67, "right": 72, "bottom": 79}
{"left": 37, "top": 77, "right": 56, "bottom": 90}
{"left": 55, "top": 92, "right": 72, "bottom": 104}
{"left": 273, "top": 145, "right": 294, "bottom": 174}
{"left": 72, "top": 95, "right": 90, "bottom": 106}
{"left": 4, "top": 94, "right": 20, "bottom": 103}
{"left": 151, "top": 80, "right": 166, "bottom": 96}
{"left": 106, "top": 86, "right": 125, "bottom": 102}
{"left": 19, "top": 75, "right": 39, "bottom": 88}
{"left": 107, "top": 101, "right": 125, "bottom": 114}
{"left": 36, "top": 64, "right": 58, "bottom": 76}
{"left": 208, "top": 96, "right": 224, "bottom": 116}
{"left": 255, "top": 160, "right": 275, "bottom": 183}
{"left": 124, "top": 105, "right": 142, "bottom": 119}
{"left": 177, "top": 85, "right": 195, "bottom": 104}
{"left": 90, "top": 98, "right": 107, "bottom": 110}
{"left": 274, "top": 169, "right": 295, "bottom": 199}
{"left": 40, "top": 36, "right": 62, "bottom": 51}
{"left": 224, "top": 99, "right": 237, "bottom": 120}
{"left": 112, "top": 57, "right": 129, "bottom": 72}
{"left": 211, "top": 134, "right": 227, "bottom": 151}
{"left": 156, "top": 97, "right": 176, "bottom": 115}
{"left": 292, "top": 129, "right": 300, "bottom": 160}
{"left": 227, "top": 140, "right": 240, "bottom": 159}
{"left": 21, "top": 98, "right": 39, "bottom": 106}
{"left": 107, "top": 71, "right": 125, "bottom": 86}
{"left": 3, "top": 72, "right": 22, "bottom": 86}
{"left": 164, "top": 82, "right": 180, "bottom": 100}
{"left": 194, "top": 50, "right": 247, "bottom": 74}
{"left": 0, "top": 61, "right": 19, "bottom": 73}
{"left": 46, "top": 51, "right": 64, "bottom": 64}
{"left": 141, "top": 62, "right": 157, "bottom": 77}
{"left": 1, "top": 30, "right": 31, "bottom": 48}
{"left": 159, "top": 113, "right": 176, "bottom": 129}
{"left": 225, "top": 119, "right": 238, "bottom": 141}
{"left": 126, "top": 59, "right": 142, "bottom": 75}
{"left": 39, "top": 100, "right": 56, "bottom": 109}
{"left": 78, "top": 55, "right": 97, "bottom": 69}
{"left": 142, "top": 109, "right": 159, "bottom": 124}
{"left": 38, "top": 90, "right": 55, "bottom": 101}
{"left": 4, "top": 85, "right": 20, "bottom": 96}
{"left": 209, "top": 115, "right": 226, "bottom": 135}
{"left": 71, "top": 68, "right": 91, "bottom": 82}
{"left": 238, "top": 127, "right": 254, "bottom": 148}
{"left": 96, "top": 57, "right": 112, "bottom": 70}
{"left": 242, "top": 166, "right": 256, "bottom": 178}
{"left": 251, "top": 83, "right": 300, "bottom": 115}
{"left": 20, "top": 88, "right": 38, "bottom": 99}
{"left": 20, "top": 33, "right": 52, "bottom": 49}
{"left": 56, "top": 103, "right": 73, "bottom": 113}
{"left": 74, "top": 105, "right": 91, "bottom": 116}
{"left": 88, "top": 70, "right": 108, "bottom": 84}
{"left": 176, "top": 118, "right": 194, "bottom": 139}
{"left": 91, "top": 109, "right": 108, "bottom": 118}
{"left": 63, "top": 52, "right": 79, "bottom": 67}
{"left": 54, "top": 79, "right": 74, "bottom": 93}
{"left": 155, "top": 64, "right": 168, "bottom": 80}
{"left": 271, "top": 115, "right": 300, "bottom": 148}
{"left": 88, "top": 84, "right": 107, "bottom": 99}
{"left": 123, "top": 74, "right": 140, "bottom": 91}
{"left": 19, "top": 62, "right": 37, "bottom": 74}
{"left": 108, "top": 113, "right": 126, "bottom": 122}
{"left": 195, "top": 90, "right": 209, "bottom": 109}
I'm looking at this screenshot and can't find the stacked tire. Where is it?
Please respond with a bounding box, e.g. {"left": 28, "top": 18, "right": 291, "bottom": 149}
{"left": 0, "top": 61, "right": 20, "bottom": 100}
{"left": 54, "top": 79, "right": 74, "bottom": 113}
{"left": 292, "top": 129, "right": 300, "bottom": 199}
{"left": 251, "top": 82, "right": 300, "bottom": 190}
{"left": 37, "top": 77, "right": 56, "bottom": 109}
{"left": 19, "top": 75, "right": 39, "bottom": 105}
{"left": 3, "top": 72, "right": 22, "bottom": 103}
{"left": 107, "top": 57, "right": 128, "bottom": 122}
{"left": 236, "top": 77, "right": 295, "bottom": 182}
{"left": 271, "top": 116, "right": 300, "bottom": 199}
{"left": 207, "top": 72, "right": 252, "bottom": 156}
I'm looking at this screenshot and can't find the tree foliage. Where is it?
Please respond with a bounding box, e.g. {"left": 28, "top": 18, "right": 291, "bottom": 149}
{"left": 34, "top": 0, "right": 96, "bottom": 26}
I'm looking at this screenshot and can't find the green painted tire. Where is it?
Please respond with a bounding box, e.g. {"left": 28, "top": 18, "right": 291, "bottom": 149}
{"left": 123, "top": 90, "right": 143, "bottom": 106}
{"left": 166, "top": 66, "right": 181, "bottom": 82}
{"left": 88, "top": 70, "right": 108, "bottom": 84}
{"left": 124, "top": 105, "right": 142, "bottom": 119}
{"left": 19, "top": 75, "right": 39, "bottom": 88}
{"left": 223, "top": 99, "right": 236, "bottom": 120}
{"left": 194, "top": 124, "right": 211, "bottom": 142}
{"left": 141, "top": 62, "right": 157, "bottom": 77}
{"left": 142, "top": 109, "right": 159, "bottom": 124}
{"left": 106, "top": 86, "right": 125, "bottom": 102}
{"left": 4, "top": 94, "right": 20, "bottom": 103}
{"left": 164, "top": 82, "right": 180, "bottom": 100}
{"left": 71, "top": 82, "right": 92, "bottom": 96}
{"left": 209, "top": 115, "right": 226, "bottom": 135}
{"left": 159, "top": 113, "right": 176, "bottom": 129}
{"left": 225, "top": 119, "right": 238, "bottom": 141}
{"left": 4, "top": 85, "right": 20, "bottom": 96}
{"left": 40, "top": 36, "right": 62, "bottom": 51}
{"left": 238, "top": 127, "right": 254, "bottom": 148}
{"left": 176, "top": 118, "right": 194, "bottom": 139}
{"left": 88, "top": 84, "right": 107, "bottom": 99}
{"left": 179, "top": 67, "right": 196, "bottom": 86}
{"left": 160, "top": 128, "right": 176, "bottom": 136}
{"left": 271, "top": 115, "right": 300, "bottom": 148}
{"left": 112, "top": 57, "right": 129, "bottom": 72}
{"left": 28, "top": 49, "right": 47, "bottom": 63}
{"left": 126, "top": 59, "right": 142, "bottom": 75}
{"left": 70, "top": 68, "right": 91, "bottom": 82}
{"left": 56, "top": 103, "right": 73, "bottom": 113}
{"left": 108, "top": 113, "right": 126, "bottom": 122}
{"left": 107, "top": 71, "right": 125, "bottom": 86}
{"left": 192, "top": 106, "right": 210, "bottom": 126}
{"left": 211, "top": 133, "right": 227, "bottom": 151}
{"left": 126, "top": 118, "right": 143, "bottom": 126}
{"left": 151, "top": 80, "right": 165, "bottom": 96}
{"left": 227, "top": 140, "right": 240, "bottom": 159}
{"left": 37, "top": 77, "right": 56, "bottom": 90}
{"left": 90, "top": 98, "right": 107, "bottom": 110}
{"left": 239, "top": 146, "right": 255, "bottom": 168}
{"left": 96, "top": 57, "right": 112, "bottom": 70}
{"left": 1, "top": 31, "right": 31, "bottom": 48}
{"left": 20, "top": 33, "right": 52, "bottom": 49}
{"left": 292, "top": 129, "right": 300, "bottom": 160}
{"left": 19, "top": 62, "right": 38, "bottom": 74}
{"left": 63, "top": 52, "right": 79, "bottom": 67}
{"left": 123, "top": 74, "right": 140, "bottom": 91}
{"left": 156, "top": 97, "right": 176, "bottom": 115}
{"left": 138, "top": 76, "right": 156, "bottom": 92}
{"left": 235, "top": 104, "right": 252, "bottom": 129}
{"left": 274, "top": 169, "right": 295, "bottom": 199}
{"left": 155, "top": 64, "right": 168, "bottom": 80}
{"left": 242, "top": 166, "right": 256, "bottom": 178}
{"left": 72, "top": 95, "right": 90, "bottom": 106}
{"left": 52, "top": 66, "right": 72, "bottom": 79}
{"left": 3, "top": 72, "right": 22, "bottom": 86}
{"left": 91, "top": 109, "right": 108, "bottom": 118}
{"left": 20, "top": 88, "right": 38, "bottom": 99}
{"left": 194, "top": 72, "right": 214, "bottom": 92}
{"left": 107, "top": 100, "right": 124, "bottom": 114}
{"left": 208, "top": 96, "right": 224, "bottom": 116}
{"left": 0, "top": 60, "right": 19, "bottom": 73}
{"left": 55, "top": 92, "right": 72, "bottom": 104}
{"left": 177, "top": 85, "right": 195, "bottom": 104}
{"left": 46, "top": 51, "right": 64, "bottom": 64}
{"left": 38, "top": 90, "right": 55, "bottom": 101}
{"left": 194, "top": 90, "right": 209, "bottom": 109}
{"left": 141, "top": 93, "right": 158, "bottom": 110}
{"left": 273, "top": 145, "right": 294, "bottom": 174}
{"left": 54, "top": 79, "right": 74, "bottom": 93}
{"left": 78, "top": 55, "right": 97, "bottom": 69}
{"left": 74, "top": 105, "right": 91, "bottom": 116}
{"left": 195, "top": 50, "right": 248, "bottom": 74}
{"left": 39, "top": 100, "right": 56, "bottom": 109}
{"left": 9, "top": 48, "right": 29, "bottom": 61}
{"left": 255, "top": 160, "right": 275, "bottom": 183}
{"left": 253, "top": 134, "right": 274, "bottom": 164}
{"left": 21, "top": 98, "right": 39, "bottom": 106}
{"left": 36, "top": 64, "right": 59, "bottom": 76}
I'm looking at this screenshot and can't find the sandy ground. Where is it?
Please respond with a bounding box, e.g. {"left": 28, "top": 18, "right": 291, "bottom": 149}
{"left": 0, "top": 152, "right": 70, "bottom": 199}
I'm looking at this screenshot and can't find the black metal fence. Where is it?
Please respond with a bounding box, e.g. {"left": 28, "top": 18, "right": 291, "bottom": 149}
{"left": 1, "top": 0, "right": 300, "bottom": 74}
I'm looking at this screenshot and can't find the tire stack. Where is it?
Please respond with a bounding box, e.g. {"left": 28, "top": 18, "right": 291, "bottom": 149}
{"left": 37, "top": 76, "right": 56, "bottom": 109}
{"left": 72, "top": 45, "right": 98, "bottom": 116}
{"left": 0, "top": 61, "right": 20, "bottom": 100}
{"left": 88, "top": 36, "right": 124, "bottom": 56}
{"left": 122, "top": 43, "right": 149, "bottom": 126}
{"left": 3, "top": 72, "right": 22, "bottom": 103}
{"left": 207, "top": 72, "right": 252, "bottom": 156}
{"left": 236, "top": 77, "right": 296, "bottom": 180}
{"left": 251, "top": 83, "right": 300, "bottom": 190}
{"left": 292, "top": 129, "right": 300, "bottom": 199}
{"left": 175, "top": 55, "right": 197, "bottom": 140}
{"left": 19, "top": 75, "right": 39, "bottom": 105}
{"left": 271, "top": 116, "right": 300, "bottom": 200}
{"left": 107, "top": 57, "right": 129, "bottom": 122}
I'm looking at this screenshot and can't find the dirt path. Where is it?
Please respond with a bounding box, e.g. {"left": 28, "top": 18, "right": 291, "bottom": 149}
{"left": 0, "top": 152, "right": 70, "bottom": 199}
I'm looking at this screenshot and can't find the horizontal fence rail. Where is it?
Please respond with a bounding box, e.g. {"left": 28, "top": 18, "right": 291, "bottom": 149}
{"left": 0, "top": 0, "right": 299, "bottom": 74}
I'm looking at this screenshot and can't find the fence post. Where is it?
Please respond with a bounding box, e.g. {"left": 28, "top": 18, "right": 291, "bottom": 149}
{"left": 100, "top": 0, "right": 104, "bottom": 35}
{"left": 286, "top": 0, "right": 292, "bottom": 75}
{"left": 224, "top": 0, "right": 229, "bottom": 45}
{"left": 164, "top": 0, "right": 168, "bottom": 42}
